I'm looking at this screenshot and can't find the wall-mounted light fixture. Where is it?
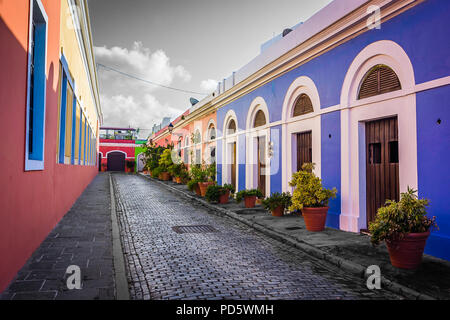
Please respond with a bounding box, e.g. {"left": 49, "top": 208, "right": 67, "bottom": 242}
{"left": 268, "top": 141, "right": 274, "bottom": 158}
{"left": 168, "top": 122, "right": 174, "bottom": 133}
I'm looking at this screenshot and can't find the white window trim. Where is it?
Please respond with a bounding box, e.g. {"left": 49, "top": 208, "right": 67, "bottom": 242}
{"left": 339, "top": 40, "right": 417, "bottom": 232}
{"left": 280, "top": 76, "right": 322, "bottom": 192}
{"left": 222, "top": 110, "right": 239, "bottom": 189}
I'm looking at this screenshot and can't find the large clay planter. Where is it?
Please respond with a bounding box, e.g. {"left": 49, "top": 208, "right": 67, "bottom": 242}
{"left": 194, "top": 184, "right": 202, "bottom": 196}
{"left": 175, "top": 177, "right": 182, "bottom": 184}
{"left": 271, "top": 206, "right": 284, "bottom": 217}
{"left": 301, "top": 207, "right": 328, "bottom": 232}
{"left": 386, "top": 231, "right": 430, "bottom": 269}
{"left": 244, "top": 196, "right": 257, "bottom": 208}
{"left": 160, "top": 172, "right": 170, "bottom": 181}
{"left": 199, "top": 182, "right": 214, "bottom": 197}
{"left": 219, "top": 191, "right": 230, "bottom": 204}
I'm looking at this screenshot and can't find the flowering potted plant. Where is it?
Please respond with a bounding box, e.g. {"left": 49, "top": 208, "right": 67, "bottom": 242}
{"left": 236, "top": 189, "right": 264, "bottom": 208}
{"left": 262, "top": 192, "right": 292, "bottom": 217}
{"left": 289, "top": 163, "right": 337, "bottom": 232}
{"left": 369, "top": 187, "right": 438, "bottom": 269}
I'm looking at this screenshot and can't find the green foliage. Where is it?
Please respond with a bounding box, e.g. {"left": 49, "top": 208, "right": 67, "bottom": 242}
{"left": 126, "top": 160, "right": 135, "bottom": 169}
{"left": 187, "top": 179, "right": 198, "bottom": 192}
{"left": 151, "top": 166, "right": 162, "bottom": 178}
{"left": 369, "top": 187, "right": 438, "bottom": 245}
{"left": 223, "top": 184, "right": 235, "bottom": 194}
{"left": 158, "top": 148, "right": 173, "bottom": 171}
{"left": 189, "top": 164, "right": 207, "bottom": 182}
{"left": 262, "top": 192, "right": 292, "bottom": 211}
{"left": 205, "top": 162, "right": 216, "bottom": 181}
{"left": 235, "top": 189, "right": 264, "bottom": 203}
{"left": 205, "top": 185, "right": 229, "bottom": 203}
{"left": 289, "top": 163, "right": 337, "bottom": 211}
{"left": 143, "top": 145, "right": 164, "bottom": 171}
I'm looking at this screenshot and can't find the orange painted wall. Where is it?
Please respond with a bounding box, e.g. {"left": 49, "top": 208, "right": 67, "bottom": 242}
{"left": 0, "top": 1, "right": 98, "bottom": 292}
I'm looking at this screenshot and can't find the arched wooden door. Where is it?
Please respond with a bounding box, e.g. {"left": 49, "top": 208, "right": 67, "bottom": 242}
{"left": 257, "top": 136, "right": 266, "bottom": 196}
{"left": 107, "top": 152, "right": 125, "bottom": 171}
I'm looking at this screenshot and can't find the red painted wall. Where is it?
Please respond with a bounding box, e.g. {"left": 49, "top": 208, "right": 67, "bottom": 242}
{"left": 0, "top": 1, "right": 98, "bottom": 292}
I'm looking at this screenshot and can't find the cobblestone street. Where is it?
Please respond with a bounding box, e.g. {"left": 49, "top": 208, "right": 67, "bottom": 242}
{"left": 113, "top": 173, "right": 402, "bottom": 300}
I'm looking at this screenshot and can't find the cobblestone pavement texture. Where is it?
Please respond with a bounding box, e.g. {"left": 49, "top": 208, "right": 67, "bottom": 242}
{"left": 0, "top": 173, "right": 115, "bottom": 300}
{"left": 113, "top": 173, "right": 402, "bottom": 300}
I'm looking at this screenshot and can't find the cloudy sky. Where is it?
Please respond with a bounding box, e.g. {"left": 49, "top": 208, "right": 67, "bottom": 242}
{"left": 88, "top": 0, "right": 332, "bottom": 138}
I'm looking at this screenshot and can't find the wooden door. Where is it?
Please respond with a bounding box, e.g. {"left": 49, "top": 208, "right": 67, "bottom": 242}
{"left": 365, "top": 117, "right": 399, "bottom": 226}
{"left": 296, "top": 131, "right": 312, "bottom": 171}
{"left": 257, "top": 136, "right": 266, "bottom": 196}
{"left": 107, "top": 152, "right": 125, "bottom": 171}
{"left": 231, "top": 142, "right": 236, "bottom": 190}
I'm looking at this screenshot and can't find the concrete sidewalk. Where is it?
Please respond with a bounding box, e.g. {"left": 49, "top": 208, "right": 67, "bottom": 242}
{"left": 140, "top": 173, "right": 450, "bottom": 300}
{"left": 1, "top": 173, "right": 116, "bottom": 300}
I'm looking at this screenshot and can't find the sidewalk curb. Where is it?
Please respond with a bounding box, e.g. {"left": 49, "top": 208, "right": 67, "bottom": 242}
{"left": 139, "top": 173, "right": 435, "bottom": 300}
{"left": 109, "top": 173, "right": 130, "bottom": 300}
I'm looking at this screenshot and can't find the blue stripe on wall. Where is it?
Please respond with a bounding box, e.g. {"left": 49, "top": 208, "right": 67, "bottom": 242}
{"left": 321, "top": 111, "right": 341, "bottom": 229}
{"left": 416, "top": 85, "right": 450, "bottom": 261}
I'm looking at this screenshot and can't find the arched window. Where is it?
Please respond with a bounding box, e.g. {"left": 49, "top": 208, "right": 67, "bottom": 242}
{"left": 253, "top": 110, "right": 266, "bottom": 128}
{"left": 193, "top": 129, "right": 201, "bottom": 144}
{"left": 227, "top": 119, "right": 236, "bottom": 135}
{"left": 208, "top": 123, "right": 216, "bottom": 141}
{"left": 185, "top": 136, "right": 189, "bottom": 147}
{"left": 358, "top": 64, "right": 401, "bottom": 100}
{"left": 292, "top": 94, "right": 313, "bottom": 117}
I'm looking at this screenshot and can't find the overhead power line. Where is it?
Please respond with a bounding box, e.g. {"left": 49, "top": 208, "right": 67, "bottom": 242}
{"left": 96, "top": 63, "right": 207, "bottom": 96}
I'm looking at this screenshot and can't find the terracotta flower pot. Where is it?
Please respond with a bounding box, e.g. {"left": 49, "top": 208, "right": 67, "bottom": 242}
{"left": 271, "top": 206, "right": 284, "bottom": 217}
{"left": 386, "top": 231, "right": 430, "bottom": 269}
{"left": 244, "top": 195, "right": 257, "bottom": 208}
{"left": 199, "top": 182, "right": 214, "bottom": 197}
{"left": 219, "top": 191, "right": 230, "bottom": 204}
{"left": 194, "top": 184, "right": 202, "bottom": 196}
{"left": 175, "top": 177, "right": 182, "bottom": 184}
{"left": 301, "top": 207, "right": 328, "bottom": 232}
{"left": 161, "top": 172, "right": 170, "bottom": 181}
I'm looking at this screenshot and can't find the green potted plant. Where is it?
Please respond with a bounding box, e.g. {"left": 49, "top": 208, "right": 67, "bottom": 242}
{"left": 262, "top": 192, "right": 292, "bottom": 217}
{"left": 205, "top": 184, "right": 235, "bottom": 204}
{"left": 158, "top": 148, "right": 173, "bottom": 181}
{"left": 126, "top": 160, "right": 135, "bottom": 173}
{"left": 236, "top": 189, "right": 264, "bottom": 208}
{"left": 152, "top": 166, "right": 162, "bottom": 180}
{"left": 289, "top": 163, "right": 337, "bottom": 232}
{"left": 187, "top": 179, "right": 201, "bottom": 196}
{"left": 198, "top": 162, "right": 216, "bottom": 196}
{"left": 369, "top": 187, "right": 438, "bottom": 269}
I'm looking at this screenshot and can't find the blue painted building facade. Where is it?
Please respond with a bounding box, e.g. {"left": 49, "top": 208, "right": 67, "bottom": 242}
{"left": 215, "top": 0, "right": 450, "bottom": 260}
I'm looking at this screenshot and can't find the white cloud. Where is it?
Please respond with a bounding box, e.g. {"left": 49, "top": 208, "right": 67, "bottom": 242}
{"left": 200, "top": 79, "right": 218, "bottom": 92}
{"left": 95, "top": 42, "right": 193, "bottom": 137}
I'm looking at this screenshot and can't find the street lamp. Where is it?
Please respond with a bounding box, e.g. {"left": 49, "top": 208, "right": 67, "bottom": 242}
{"left": 168, "top": 122, "right": 174, "bottom": 133}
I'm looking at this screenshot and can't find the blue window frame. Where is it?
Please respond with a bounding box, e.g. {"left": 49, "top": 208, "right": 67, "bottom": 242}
{"left": 70, "top": 94, "right": 77, "bottom": 165}
{"left": 25, "top": 0, "right": 48, "bottom": 171}
{"left": 78, "top": 107, "right": 83, "bottom": 164}
{"left": 58, "top": 54, "right": 75, "bottom": 164}
{"left": 83, "top": 119, "right": 87, "bottom": 165}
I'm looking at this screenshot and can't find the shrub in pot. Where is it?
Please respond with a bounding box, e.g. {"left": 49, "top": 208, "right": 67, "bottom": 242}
{"left": 190, "top": 163, "right": 216, "bottom": 196}
{"left": 158, "top": 149, "right": 173, "bottom": 181}
{"left": 151, "top": 167, "right": 162, "bottom": 180}
{"left": 187, "top": 179, "right": 201, "bottom": 196}
{"left": 289, "top": 163, "right": 337, "bottom": 232}
{"left": 262, "top": 192, "right": 292, "bottom": 217}
{"left": 205, "top": 185, "right": 227, "bottom": 204}
{"left": 369, "top": 187, "right": 438, "bottom": 269}
{"left": 236, "top": 189, "right": 264, "bottom": 208}
{"left": 126, "top": 160, "right": 135, "bottom": 173}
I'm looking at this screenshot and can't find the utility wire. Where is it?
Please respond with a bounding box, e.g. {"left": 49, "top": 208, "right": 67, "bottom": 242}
{"left": 96, "top": 63, "right": 207, "bottom": 96}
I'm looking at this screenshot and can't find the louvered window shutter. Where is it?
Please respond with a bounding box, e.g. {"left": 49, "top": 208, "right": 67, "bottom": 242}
{"left": 293, "top": 94, "right": 314, "bottom": 117}
{"left": 358, "top": 65, "right": 401, "bottom": 99}
{"left": 254, "top": 110, "right": 266, "bottom": 128}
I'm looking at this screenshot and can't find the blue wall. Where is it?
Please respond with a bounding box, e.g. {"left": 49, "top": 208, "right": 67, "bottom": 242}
{"left": 321, "top": 111, "right": 341, "bottom": 229}
{"left": 416, "top": 85, "right": 450, "bottom": 260}
{"left": 216, "top": 0, "right": 449, "bottom": 259}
